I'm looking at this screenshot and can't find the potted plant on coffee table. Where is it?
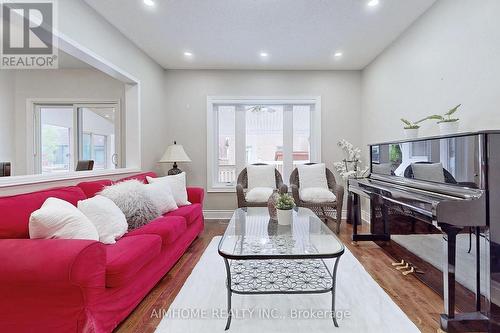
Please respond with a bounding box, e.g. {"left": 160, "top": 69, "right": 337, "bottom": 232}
{"left": 275, "top": 193, "right": 295, "bottom": 226}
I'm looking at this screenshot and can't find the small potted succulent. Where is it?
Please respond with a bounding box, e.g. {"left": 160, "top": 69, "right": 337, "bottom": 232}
{"left": 275, "top": 193, "right": 295, "bottom": 226}
{"left": 400, "top": 118, "right": 427, "bottom": 139}
{"left": 428, "top": 104, "right": 461, "bottom": 135}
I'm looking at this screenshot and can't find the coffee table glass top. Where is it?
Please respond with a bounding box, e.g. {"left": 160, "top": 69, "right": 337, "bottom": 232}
{"left": 218, "top": 207, "right": 344, "bottom": 259}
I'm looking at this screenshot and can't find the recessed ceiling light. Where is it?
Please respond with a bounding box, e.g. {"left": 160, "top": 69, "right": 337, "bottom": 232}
{"left": 143, "top": 0, "right": 155, "bottom": 7}
{"left": 367, "top": 0, "right": 379, "bottom": 7}
{"left": 260, "top": 52, "right": 269, "bottom": 58}
{"left": 334, "top": 51, "right": 343, "bottom": 58}
{"left": 184, "top": 51, "right": 193, "bottom": 57}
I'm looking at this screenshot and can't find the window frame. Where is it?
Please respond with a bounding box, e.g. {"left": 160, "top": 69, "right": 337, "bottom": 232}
{"left": 206, "top": 96, "right": 321, "bottom": 192}
{"left": 32, "top": 100, "right": 121, "bottom": 175}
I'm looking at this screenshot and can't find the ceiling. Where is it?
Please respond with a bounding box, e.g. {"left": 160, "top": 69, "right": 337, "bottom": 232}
{"left": 84, "top": 0, "right": 436, "bottom": 70}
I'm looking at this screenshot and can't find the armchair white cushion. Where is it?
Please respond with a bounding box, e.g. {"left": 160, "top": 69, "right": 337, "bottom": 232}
{"left": 245, "top": 187, "right": 274, "bottom": 203}
{"left": 299, "top": 187, "right": 336, "bottom": 203}
{"left": 297, "top": 163, "right": 328, "bottom": 189}
{"left": 247, "top": 165, "right": 276, "bottom": 190}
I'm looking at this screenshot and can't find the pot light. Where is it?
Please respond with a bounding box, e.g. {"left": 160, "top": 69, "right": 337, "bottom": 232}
{"left": 143, "top": 0, "right": 155, "bottom": 7}
{"left": 184, "top": 51, "right": 193, "bottom": 57}
{"left": 367, "top": 0, "right": 379, "bottom": 7}
{"left": 334, "top": 51, "right": 343, "bottom": 58}
{"left": 260, "top": 52, "right": 269, "bottom": 58}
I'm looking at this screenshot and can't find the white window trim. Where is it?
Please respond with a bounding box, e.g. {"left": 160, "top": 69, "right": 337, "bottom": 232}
{"left": 206, "top": 96, "right": 322, "bottom": 193}
{"left": 29, "top": 99, "right": 121, "bottom": 175}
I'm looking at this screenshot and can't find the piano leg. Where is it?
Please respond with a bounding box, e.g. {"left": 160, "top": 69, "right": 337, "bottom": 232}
{"left": 351, "top": 192, "right": 390, "bottom": 242}
{"left": 346, "top": 193, "right": 361, "bottom": 225}
{"left": 352, "top": 192, "right": 359, "bottom": 236}
{"left": 440, "top": 224, "right": 489, "bottom": 332}
{"left": 475, "top": 226, "right": 481, "bottom": 312}
{"left": 441, "top": 225, "right": 460, "bottom": 320}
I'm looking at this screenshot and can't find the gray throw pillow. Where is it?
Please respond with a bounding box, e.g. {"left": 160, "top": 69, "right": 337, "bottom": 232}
{"left": 99, "top": 179, "right": 160, "bottom": 230}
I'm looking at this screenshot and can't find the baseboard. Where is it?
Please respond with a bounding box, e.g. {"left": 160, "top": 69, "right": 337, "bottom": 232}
{"left": 203, "top": 210, "right": 235, "bottom": 220}
{"left": 204, "top": 209, "right": 371, "bottom": 222}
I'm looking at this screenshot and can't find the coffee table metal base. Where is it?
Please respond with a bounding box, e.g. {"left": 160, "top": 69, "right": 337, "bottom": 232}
{"left": 222, "top": 257, "right": 341, "bottom": 330}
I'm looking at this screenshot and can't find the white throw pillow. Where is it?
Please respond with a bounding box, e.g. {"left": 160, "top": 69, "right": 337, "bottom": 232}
{"left": 247, "top": 165, "right": 276, "bottom": 190}
{"left": 297, "top": 163, "right": 328, "bottom": 189}
{"left": 99, "top": 180, "right": 160, "bottom": 230}
{"left": 411, "top": 163, "right": 445, "bottom": 183}
{"left": 245, "top": 187, "right": 274, "bottom": 203}
{"left": 299, "top": 187, "right": 336, "bottom": 203}
{"left": 144, "top": 181, "right": 178, "bottom": 214}
{"left": 29, "top": 197, "right": 99, "bottom": 241}
{"left": 78, "top": 195, "right": 128, "bottom": 244}
{"left": 147, "top": 172, "right": 190, "bottom": 206}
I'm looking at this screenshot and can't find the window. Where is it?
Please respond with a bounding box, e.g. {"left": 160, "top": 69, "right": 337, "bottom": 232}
{"left": 207, "top": 97, "right": 321, "bottom": 191}
{"left": 34, "top": 103, "right": 120, "bottom": 174}
{"left": 38, "top": 106, "right": 74, "bottom": 173}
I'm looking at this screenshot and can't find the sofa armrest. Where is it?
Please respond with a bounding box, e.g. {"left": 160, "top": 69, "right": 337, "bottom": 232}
{"left": 187, "top": 187, "right": 205, "bottom": 205}
{"left": 0, "top": 239, "right": 105, "bottom": 288}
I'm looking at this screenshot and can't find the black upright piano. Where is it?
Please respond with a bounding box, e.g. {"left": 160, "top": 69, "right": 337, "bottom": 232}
{"left": 348, "top": 131, "right": 500, "bottom": 332}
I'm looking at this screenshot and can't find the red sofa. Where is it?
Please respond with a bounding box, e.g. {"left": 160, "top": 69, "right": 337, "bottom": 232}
{"left": 0, "top": 172, "right": 204, "bottom": 333}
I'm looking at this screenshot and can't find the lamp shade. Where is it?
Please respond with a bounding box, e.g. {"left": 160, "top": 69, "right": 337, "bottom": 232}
{"left": 159, "top": 143, "right": 191, "bottom": 163}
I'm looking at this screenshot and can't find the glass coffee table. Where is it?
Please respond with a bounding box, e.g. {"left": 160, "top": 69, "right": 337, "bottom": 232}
{"left": 218, "top": 207, "right": 345, "bottom": 330}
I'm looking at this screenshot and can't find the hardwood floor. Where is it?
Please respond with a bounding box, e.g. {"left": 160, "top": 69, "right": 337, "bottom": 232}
{"left": 115, "top": 220, "right": 442, "bottom": 333}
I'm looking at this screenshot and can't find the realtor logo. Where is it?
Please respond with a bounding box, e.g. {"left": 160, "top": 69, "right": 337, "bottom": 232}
{"left": 1, "top": 0, "right": 58, "bottom": 69}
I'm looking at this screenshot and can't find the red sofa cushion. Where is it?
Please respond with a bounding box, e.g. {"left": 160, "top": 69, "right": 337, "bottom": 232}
{"left": 118, "top": 172, "right": 157, "bottom": 184}
{"left": 76, "top": 179, "right": 113, "bottom": 198}
{"left": 125, "top": 216, "right": 187, "bottom": 248}
{"left": 0, "top": 186, "right": 87, "bottom": 239}
{"left": 105, "top": 234, "right": 161, "bottom": 288}
{"left": 164, "top": 203, "right": 202, "bottom": 225}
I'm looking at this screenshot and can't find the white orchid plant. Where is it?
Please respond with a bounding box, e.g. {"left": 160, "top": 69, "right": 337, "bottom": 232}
{"left": 333, "top": 139, "right": 369, "bottom": 180}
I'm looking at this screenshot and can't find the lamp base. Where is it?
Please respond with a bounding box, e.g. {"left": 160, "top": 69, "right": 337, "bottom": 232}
{"left": 168, "top": 162, "right": 182, "bottom": 175}
{"left": 168, "top": 168, "right": 182, "bottom": 175}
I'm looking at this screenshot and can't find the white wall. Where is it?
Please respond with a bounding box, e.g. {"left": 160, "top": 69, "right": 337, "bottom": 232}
{"left": 12, "top": 69, "right": 125, "bottom": 175}
{"left": 362, "top": 0, "right": 500, "bottom": 152}
{"left": 164, "top": 70, "right": 362, "bottom": 210}
{"left": 0, "top": 71, "right": 15, "bottom": 163}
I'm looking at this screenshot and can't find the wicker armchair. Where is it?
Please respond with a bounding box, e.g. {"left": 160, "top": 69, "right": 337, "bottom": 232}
{"left": 289, "top": 163, "right": 344, "bottom": 233}
{"left": 236, "top": 163, "right": 288, "bottom": 208}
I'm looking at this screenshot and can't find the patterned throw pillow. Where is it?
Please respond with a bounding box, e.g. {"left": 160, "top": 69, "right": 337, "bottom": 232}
{"left": 100, "top": 180, "right": 160, "bottom": 230}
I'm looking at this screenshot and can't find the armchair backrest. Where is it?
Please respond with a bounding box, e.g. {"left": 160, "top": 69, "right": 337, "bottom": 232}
{"left": 76, "top": 160, "right": 94, "bottom": 171}
{"left": 289, "top": 163, "right": 338, "bottom": 189}
{"left": 0, "top": 162, "right": 11, "bottom": 177}
{"left": 237, "top": 163, "right": 284, "bottom": 189}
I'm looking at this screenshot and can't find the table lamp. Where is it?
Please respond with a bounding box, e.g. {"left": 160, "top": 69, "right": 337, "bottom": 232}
{"left": 159, "top": 141, "right": 191, "bottom": 175}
